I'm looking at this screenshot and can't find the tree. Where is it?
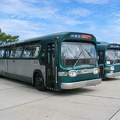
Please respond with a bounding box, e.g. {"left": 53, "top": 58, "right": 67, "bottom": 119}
{"left": 0, "top": 29, "right": 19, "bottom": 45}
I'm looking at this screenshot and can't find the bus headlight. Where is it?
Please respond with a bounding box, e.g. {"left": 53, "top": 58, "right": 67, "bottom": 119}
{"left": 110, "top": 66, "right": 114, "bottom": 71}
{"left": 93, "top": 68, "right": 99, "bottom": 74}
{"left": 69, "top": 70, "right": 78, "bottom": 77}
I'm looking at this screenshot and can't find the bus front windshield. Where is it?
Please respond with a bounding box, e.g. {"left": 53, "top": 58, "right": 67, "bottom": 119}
{"left": 61, "top": 42, "right": 97, "bottom": 67}
{"left": 106, "top": 49, "right": 120, "bottom": 64}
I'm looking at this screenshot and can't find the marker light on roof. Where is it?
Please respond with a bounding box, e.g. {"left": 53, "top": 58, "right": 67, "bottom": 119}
{"left": 55, "top": 36, "right": 59, "bottom": 40}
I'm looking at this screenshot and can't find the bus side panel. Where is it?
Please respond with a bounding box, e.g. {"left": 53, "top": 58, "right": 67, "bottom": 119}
{"left": 0, "top": 59, "right": 6, "bottom": 76}
{"left": 7, "top": 59, "right": 15, "bottom": 75}
{"left": 7, "top": 59, "right": 45, "bottom": 83}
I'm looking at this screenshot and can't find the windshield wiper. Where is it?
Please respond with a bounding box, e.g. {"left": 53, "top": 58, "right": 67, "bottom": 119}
{"left": 73, "top": 51, "right": 83, "bottom": 68}
{"left": 84, "top": 49, "right": 92, "bottom": 58}
{"left": 115, "top": 54, "right": 120, "bottom": 59}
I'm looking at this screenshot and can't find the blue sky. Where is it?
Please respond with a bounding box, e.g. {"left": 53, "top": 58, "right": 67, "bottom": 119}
{"left": 0, "top": 0, "right": 120, "bottom": 43}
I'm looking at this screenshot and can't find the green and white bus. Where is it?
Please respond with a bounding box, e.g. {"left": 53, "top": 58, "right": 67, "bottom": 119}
{"left": 0, "top": 32, "right": 101, "bottom": 91}
{"left": 97, "top": 42, "right": 120, "bottom": 79}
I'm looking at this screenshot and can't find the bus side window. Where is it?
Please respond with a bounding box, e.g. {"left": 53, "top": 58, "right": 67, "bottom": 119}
{"left": 9, "top": 47, "right": 23, "bottom": 58}
{"left": 22, "top": 46, "right": 31, "bottom": 57}
{"left": 34, "top": 46, "right": 40, "bottom": 57}
{"left": 0, "top": 49, "right": 5, "bottom": 58}
{"left": 22, "top": 45, "right": 40, "bottom": 58}
{"left": 6, "top": 50, "right": 10, "bottom": 58}
{"left": 10, "top": 48, "right": 16, "bottom": 58}
{"left": 30, "top": 46, "right": 40, "bottom": 57}
{"left": 15, "top": 47, "right": 23, "bottom": 57}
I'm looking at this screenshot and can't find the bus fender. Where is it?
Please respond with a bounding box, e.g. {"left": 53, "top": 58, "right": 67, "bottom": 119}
{"left": 33, "top": 69, "right": 45, "bottom": 86}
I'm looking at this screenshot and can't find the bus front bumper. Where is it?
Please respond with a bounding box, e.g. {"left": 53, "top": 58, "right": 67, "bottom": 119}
{"left": 106, "top": 72, "right": 120, "bottom": 78}
{"left": 61, "top": 78, "right": 102, "bottom": 89}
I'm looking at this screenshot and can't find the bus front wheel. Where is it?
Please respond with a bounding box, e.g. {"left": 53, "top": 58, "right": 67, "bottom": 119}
{"left": 35, "top": 73, "right": 46, "bottom": 91}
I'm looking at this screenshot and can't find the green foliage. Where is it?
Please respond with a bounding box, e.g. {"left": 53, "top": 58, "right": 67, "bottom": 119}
{"left": 0, "top": 29, "right": 19, "bottom": 45}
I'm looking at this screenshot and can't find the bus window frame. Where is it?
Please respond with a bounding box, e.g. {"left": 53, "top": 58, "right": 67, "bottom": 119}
{"left": 0, "top": 48, "right": 5, "bottom": 58}
{"left": 5, "top": 48, "right": 10, "bottom": 58}
{"left": 10, "top": 47, "right": 23, "bottom": 58}
{"left": 22, "top": 44, "right": 41, "bottom": 58}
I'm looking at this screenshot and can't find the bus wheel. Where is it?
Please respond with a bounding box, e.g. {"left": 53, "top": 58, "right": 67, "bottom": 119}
{"left": 35, "top": 73, "right": 46, "bottom": 91}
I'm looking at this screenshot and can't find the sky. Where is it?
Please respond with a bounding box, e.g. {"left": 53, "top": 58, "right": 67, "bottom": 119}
{"left": 0, "top": 0, "right": 120, "bottom": 43}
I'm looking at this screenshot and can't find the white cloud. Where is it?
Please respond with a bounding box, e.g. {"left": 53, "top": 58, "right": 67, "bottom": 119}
{"left": 64, "top": 19, "right": 83, "bottom": 25}
{"left": 58, "top": 0, "right": 70, "bottom": 3}
{"left": 67, "top": 8, "right": 91, "bottom": 17}
{"left": 0, "top": 18, "right": 48, "bottom": 40}
{"left": 0, "top": 0, "right": 88, "bottom": 40}
{"left": 78, "top": 0, "right": 109, "bottom": 4}
{"left": 0, "top": 18, "right": 73, "bottom": 40}
{"left": 0, "top": 0, "right": 119, "bottom": 44}
{"left": 93, "top": 25, "right": 120, "bottom": 44}
{"left": 0, "top": 0, "right": 58, "bottom": 20}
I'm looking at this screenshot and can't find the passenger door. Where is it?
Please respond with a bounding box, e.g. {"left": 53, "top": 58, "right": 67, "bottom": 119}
{"left": 98, "top": 50, "right": 105, "bottom": 76}
{"left": 45, "top": 42, "right": 56, "bottom": 89}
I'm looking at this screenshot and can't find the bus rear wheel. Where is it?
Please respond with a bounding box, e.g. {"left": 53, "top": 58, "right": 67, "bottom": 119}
{"left": 35, "top": 73, "right": 46, "bottom": 91}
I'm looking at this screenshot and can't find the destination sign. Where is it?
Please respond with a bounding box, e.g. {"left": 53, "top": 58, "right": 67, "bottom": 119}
{"left": 108, "top": 44, "right": 120, "bottom": 48}
{"left": 69, "top": 34, "right": 92, "bottom": 40}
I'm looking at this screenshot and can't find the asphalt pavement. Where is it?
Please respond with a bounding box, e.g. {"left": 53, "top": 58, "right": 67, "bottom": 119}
{"left": 0, "top": 77, "right": 120, "bottom": 120}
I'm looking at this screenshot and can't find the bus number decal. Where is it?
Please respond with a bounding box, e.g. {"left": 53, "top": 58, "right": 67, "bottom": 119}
{"left": 32, "top": 60, "right": 39, "bottom": 65}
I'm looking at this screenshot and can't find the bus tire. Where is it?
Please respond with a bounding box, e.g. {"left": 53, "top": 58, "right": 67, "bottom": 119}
{"left": 35, "top": 73, "right": 46, "bottom": 91}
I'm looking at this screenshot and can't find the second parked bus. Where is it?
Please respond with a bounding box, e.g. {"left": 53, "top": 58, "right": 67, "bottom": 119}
{"left": 97, "top": 42, "right": 120, "bottom": 79}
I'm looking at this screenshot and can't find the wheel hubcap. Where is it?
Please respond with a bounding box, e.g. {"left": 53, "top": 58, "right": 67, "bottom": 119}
{"left": 37, "top": 77, "right": 42, "bottom": 86}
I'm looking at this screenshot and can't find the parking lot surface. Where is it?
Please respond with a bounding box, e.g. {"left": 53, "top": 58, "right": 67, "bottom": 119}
{"left": 0, "top": 77, "right": 120, "bottom": 120}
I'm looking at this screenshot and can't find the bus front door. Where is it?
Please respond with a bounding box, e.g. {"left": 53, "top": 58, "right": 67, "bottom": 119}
{"left": 45, "top": 43, "right": 56, "bottom": 90}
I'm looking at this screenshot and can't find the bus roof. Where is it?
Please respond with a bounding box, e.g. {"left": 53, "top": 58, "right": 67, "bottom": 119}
{"left": 1, "top": 32, "right": 96, "bottom": 47}
{"left": 97, "top": 41, "right": 120, "bottom": 50}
